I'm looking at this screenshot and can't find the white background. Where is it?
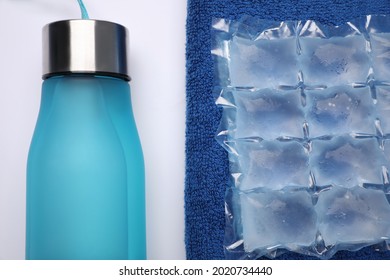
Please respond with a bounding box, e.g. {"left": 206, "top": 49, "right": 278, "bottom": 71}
{"left": 0, "top": 0, "right": 186, "bottom": 259}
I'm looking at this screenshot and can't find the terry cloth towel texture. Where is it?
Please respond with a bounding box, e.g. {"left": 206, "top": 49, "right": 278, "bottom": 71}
{"left": 185, "top": 0, "right": 390, "bottom": 260}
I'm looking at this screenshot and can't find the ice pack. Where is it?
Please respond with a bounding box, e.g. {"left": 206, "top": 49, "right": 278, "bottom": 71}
{"left": 212, "top": 15, "right": 390, "bottom": 259}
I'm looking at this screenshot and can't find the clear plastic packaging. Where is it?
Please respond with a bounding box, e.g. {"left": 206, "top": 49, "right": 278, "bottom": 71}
{"left": 212, "top": 15, "right": 390, "bottom": 259}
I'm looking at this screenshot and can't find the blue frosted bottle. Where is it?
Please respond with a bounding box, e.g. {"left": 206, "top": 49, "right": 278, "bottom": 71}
{"left": 26, "top": 20, "right": 146, "bottom": 260}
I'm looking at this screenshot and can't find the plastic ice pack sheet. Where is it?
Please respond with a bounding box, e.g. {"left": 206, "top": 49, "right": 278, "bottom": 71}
{"left": 212, "top": 15, "right": 390, "bottom": 259}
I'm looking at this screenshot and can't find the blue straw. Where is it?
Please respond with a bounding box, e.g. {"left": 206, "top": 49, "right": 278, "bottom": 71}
{"left": 77, "top": 0, "right": 89, "bottom": 19}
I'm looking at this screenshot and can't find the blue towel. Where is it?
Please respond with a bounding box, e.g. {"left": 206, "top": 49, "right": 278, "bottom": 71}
{"left": 185, "top": 0, "right": 390, "bottom": 260}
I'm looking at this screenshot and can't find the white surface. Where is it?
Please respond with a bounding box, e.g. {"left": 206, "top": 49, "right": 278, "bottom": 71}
{"left": 0, "top": 0, "right": 186, "bottom": 260}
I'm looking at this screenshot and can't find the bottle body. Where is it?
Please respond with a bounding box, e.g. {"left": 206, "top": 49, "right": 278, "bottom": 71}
{"left": 26, "top": 75, "right": 145, "bottom": 260}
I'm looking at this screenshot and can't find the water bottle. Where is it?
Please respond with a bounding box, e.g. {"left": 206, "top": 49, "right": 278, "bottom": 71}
{"left": 26, "top": 19, "right": 146, "bottom": 260}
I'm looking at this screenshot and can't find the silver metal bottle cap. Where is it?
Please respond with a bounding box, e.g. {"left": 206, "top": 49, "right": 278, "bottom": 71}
{"left": 43, "top": 19, "right": 130, "bottom": 81}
